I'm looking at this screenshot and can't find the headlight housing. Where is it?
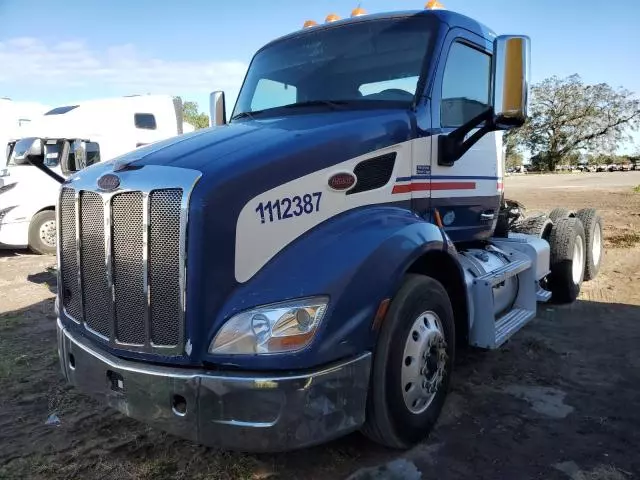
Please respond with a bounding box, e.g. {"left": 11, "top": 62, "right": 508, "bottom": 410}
{"left": 209, "top": 296, "right": 329, "bottom": 355}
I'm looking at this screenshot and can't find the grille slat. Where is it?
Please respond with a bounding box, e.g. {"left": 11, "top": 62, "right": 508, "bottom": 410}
{"left": 59, "top": 185, "right": 185, "bottom": 353}
{"left": 80, "top": 192, "right": 113, "bottom": 338}
{"left": 112, "top": 192, "right": 146, "bottom": 345}
{"left": 149, "top": 189, "right": 183, "bottom": 346}
{"left": 60, "top": 188, "right": 82, "bottom": 320}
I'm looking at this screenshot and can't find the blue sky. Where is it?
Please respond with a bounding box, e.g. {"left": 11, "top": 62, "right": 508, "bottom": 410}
{"left": 1, "top": 0, "right": 639, "bottom": 151}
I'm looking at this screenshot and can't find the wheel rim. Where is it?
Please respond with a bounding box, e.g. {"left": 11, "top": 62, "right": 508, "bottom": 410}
{"left": 572, "top": 235, "right": 585, "bottom": 284}
{"left": 592, "top": 225, "right": 602, "bottom": 267}
{"left": 401, "top": 311, "right": 448, "bottom": 415}
{"left": 39, "top": 220, "right": 57, "bottom": 248}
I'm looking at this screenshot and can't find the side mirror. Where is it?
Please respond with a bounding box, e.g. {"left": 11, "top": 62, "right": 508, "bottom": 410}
{"left": 209, "top": 91, "right": 226, "bottom": 127}
{"left": 492, "top": 35, "right": 530, "bottom": 129}
{"left": 13, "top": 137, "right": 43, "bottom": 166}
{"left": 20, "top": 137, "right": 65, "bottom": 184}
{"left": 72, "top": 140, "right": 87, "bottom": 170}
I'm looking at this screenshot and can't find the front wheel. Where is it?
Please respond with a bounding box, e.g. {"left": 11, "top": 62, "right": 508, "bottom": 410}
{"left": 28, "top": 210, "right": 57, "bottom": 255}
{"left": 362, "top": 274, "right": 455, "bottom": 449}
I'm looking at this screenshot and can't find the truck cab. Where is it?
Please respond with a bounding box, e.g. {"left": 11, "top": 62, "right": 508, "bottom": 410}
{"left": 0, "top": 95, "right": 193, "bottom": 254}
{"left": 28, "top": 6, "right": 602, "bottom": 452}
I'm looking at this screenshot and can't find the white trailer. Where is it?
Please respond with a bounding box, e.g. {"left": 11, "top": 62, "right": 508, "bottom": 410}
{"left": 0, "top": 94, "right": 194, "bottom": 254}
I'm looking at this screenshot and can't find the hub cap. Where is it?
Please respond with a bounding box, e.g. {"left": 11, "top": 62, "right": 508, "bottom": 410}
{"left": 39, "top": 220, "right": 57, "bottom": 248}
{"left": 592, "top": 225, "right": 602, "bottom": 267}
{"left": 401, "top": 311, "right": 448, "bottom": 415}
{"left": 572, "top": 235, "right": 585, "bottom": 284}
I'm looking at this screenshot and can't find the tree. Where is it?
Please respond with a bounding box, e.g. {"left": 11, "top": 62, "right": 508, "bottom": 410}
{"left": 512, "top": 74, "right": 640, "bottom": 171}
{"left": 174, "top": 97, "right": 210, "bottom": 129}
{"left": 505, "top": 151, "right": 523, "bottom": 170}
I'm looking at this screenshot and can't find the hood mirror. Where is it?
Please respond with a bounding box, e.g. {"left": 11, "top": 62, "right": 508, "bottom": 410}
{"left": 209, "top": 91, "right": 226, "bottom": 127}
{"left": 13, "top": 137, "right": 44, "bottom": 166}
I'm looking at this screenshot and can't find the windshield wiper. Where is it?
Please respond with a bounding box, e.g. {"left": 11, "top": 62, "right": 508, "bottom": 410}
{"left": 282, "top": 100, "right": 349, "bottom": 110}
{"left": 230, "top": 111, "right": 258, "bottom": 121}
{"left": 230, "top": 100, "right": 353, "bottom": 121}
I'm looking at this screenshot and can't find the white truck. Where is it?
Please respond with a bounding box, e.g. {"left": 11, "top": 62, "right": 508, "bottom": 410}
{"left": 1, "top": 94, "right": 194, "bottom": 254}
{"left": 1, "top": 98, "right": 49, "bottom": 163}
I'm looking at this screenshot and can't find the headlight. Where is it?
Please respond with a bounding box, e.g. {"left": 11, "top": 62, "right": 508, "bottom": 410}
{"left": 209, "top": 296, "right": 329, "bottom": 355}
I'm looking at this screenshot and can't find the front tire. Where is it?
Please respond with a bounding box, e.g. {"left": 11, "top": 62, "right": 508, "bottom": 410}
{"left": 28, "top": 210, "right": 57, "bottom": 255}
{"left": 362, "top": 274, "right": 455, "bottom": 449}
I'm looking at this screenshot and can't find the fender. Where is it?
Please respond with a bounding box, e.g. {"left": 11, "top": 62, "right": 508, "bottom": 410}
{"left": 204, "top": 205, "right": 454, "bottom": 370}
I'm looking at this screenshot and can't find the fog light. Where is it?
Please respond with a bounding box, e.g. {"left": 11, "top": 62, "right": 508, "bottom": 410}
{"left": 172, "top": 395, "right": 187, "bottom": 416}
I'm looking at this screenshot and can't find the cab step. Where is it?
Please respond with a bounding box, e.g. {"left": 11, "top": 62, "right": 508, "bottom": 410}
{"left": 469, "top": 248, "right": 538, "bottom": 349}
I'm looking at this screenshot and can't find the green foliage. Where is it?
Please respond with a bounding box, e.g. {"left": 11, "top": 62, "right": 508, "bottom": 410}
{"left": 174, "top": 96, "right": 210, "bottom": 130}
{"left": 509, "top": 74, "right": 640, "bottom": 171}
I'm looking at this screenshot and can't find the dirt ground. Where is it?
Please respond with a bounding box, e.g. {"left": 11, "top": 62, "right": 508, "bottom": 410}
{"left": 1, "top": 173, "right": 639, "bottom": 480}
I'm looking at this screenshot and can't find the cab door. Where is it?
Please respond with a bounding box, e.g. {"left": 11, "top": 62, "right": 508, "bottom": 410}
{"left": 429, "top": 28, "right": 502, "bottom": 241}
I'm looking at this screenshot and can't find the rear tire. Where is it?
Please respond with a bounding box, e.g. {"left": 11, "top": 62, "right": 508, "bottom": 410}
{"left": 28, "top": 210, "right": 57, "bottom": 255}
{"left": 512, "top": 215, "right": 553, "bottom": 240}
{"left": 574, "top": 208, "right": 603, "bottom": 281}
{"left": 362, "top": 274, "right": 455, "bottom": 449}
{"left": 546, "top": 217, "right": 586, "bottom": 303}
{"left": 548, "top": 207, "right": 574, "bottom": 222}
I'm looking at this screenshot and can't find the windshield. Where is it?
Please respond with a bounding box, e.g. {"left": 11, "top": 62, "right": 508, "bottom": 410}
{"left": 232, "top": 16, "right": 435, "bottom": 120}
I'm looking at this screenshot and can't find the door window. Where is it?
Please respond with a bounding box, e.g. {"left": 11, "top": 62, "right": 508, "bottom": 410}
{"left": 441, "top": 42, "right": 491, "bottom": 128}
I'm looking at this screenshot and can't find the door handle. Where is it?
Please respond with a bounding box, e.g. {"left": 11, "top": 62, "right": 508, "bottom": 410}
{"left": 480, "top": 211, "right": 495, "bottom": 221}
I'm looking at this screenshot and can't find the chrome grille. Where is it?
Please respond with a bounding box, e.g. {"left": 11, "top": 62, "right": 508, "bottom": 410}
{"left": 59, "top": 188, "right": 82, "bottom": 320}
{"left": 81, "top": 191, "right": 113, "bottom": 338}
{"left": 57, "top": 173, "right": 193, "bottom": 356}
{"left": 112, "top": 192, "right": 146, "bottom": 345}
{"left": 149, "top": 189, "right": 183, "bottom": 346}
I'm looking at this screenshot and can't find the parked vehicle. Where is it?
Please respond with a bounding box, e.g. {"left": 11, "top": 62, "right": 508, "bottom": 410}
{"left": 0, "top": 94, "right": 194, "bottom": 254}
{"left": 27, "top": 4, "right": 604, "bottom": 452}
{"left": 1, "top": 98, "right": 48, "bottom": 175}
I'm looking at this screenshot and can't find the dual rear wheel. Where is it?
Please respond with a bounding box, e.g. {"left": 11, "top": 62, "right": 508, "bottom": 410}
{"left": 546, "top": 208, "right": 603, "bottom": 303}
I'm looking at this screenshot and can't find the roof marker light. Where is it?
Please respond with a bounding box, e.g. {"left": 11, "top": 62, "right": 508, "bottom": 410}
{"left": 351, "top": 6, "right": 367, "bottom": 17}
{"left": 325, "top": 13, "right": 341, "bottom": 23}
{"left": 425, "top": 0, "right": 445, "bottom": 9}
{"left": 303, "top": 20, "right": 318, "bottom": 28}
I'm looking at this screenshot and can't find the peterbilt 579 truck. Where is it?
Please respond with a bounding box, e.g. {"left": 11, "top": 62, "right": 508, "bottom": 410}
{"left": 22, "top": 5, "right": 604, "bottom": 452}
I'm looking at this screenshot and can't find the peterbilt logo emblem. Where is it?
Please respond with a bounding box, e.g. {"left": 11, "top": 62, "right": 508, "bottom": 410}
{"left": 328, "top": 172, "right": 357, "bottom": 191}
{"left": 97, "top": 173, "right": 121, "bottom": 191}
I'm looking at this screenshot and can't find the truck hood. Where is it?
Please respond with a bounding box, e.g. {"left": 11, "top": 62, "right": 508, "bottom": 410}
{"left": 104, "top": 109, "right": 415, "bottom": 177}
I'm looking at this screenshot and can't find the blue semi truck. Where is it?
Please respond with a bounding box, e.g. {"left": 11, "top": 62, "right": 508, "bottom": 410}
{"left": 20, "top": 4, "right": 603, "bottom": 452}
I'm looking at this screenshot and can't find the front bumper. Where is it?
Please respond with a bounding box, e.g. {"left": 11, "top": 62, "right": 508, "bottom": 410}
{"left": 57, "top": 319, "right": 372, "bottom": 452}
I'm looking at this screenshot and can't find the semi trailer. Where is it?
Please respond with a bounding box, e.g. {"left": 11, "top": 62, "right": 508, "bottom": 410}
{"left": 23, "top": 4, "right": 603, "bottom": 452}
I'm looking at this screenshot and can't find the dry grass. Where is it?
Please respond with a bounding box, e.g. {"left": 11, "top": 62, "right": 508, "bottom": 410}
{"left": 607, "top": 231, "right": 640, "bottom": 248}
{"left": 633, "top": 185, "right": 640, "bottom": 193}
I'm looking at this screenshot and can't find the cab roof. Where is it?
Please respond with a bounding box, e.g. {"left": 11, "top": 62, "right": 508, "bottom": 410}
{"left": 260, "top": 9, "right": 496, "bottom": 52}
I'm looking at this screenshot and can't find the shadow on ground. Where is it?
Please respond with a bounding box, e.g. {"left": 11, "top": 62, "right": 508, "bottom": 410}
{"left": 1, "top": 297, "right": 639, "bottom": 480}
